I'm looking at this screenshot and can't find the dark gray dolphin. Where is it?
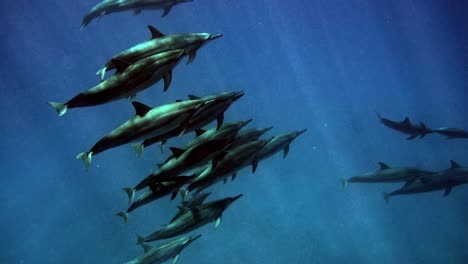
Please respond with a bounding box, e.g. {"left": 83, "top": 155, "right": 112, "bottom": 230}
{"left": 341, "top": 162, "right": 437, "bottom": 188}
{"left": 136, "top": 194, "right": 242, "bottom": 243}
{"left": 97, "top": 25, "right": 222, "bottom": 80}
{"left": 117, "top": 175, "right": 195, "bottom": 223}
{"left": 376, "top": 113, "right": 434, "bottom": 140}
{"left": 255, "top": 129, "right": 306, "bottom": 161}
{"left": 82, "top": 0, "right": 193, "bottom": 28}
{"left": 433, "top": 127, "right": 468, "bottom": 139}
{"left": 76, "top": 99, "right": 209, "bottom": 170}
{"left": 49, "top": 49, "right": 184, "bottom": 116}
{"left": 131, "top": 91, "right": 245, "bottom": 155}
{"left": 384, "top": 160, "right": 468, "bottom": 202}
{"left": 125, "top": 234, "right": 201, "bottom": 264}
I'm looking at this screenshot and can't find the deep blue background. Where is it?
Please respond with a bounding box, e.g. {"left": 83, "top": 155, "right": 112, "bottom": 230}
{"left": 1, "top": 0, "right": 468, "bottom": 263}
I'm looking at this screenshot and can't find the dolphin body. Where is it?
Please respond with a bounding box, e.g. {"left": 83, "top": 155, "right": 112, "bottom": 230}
{"left": 136, "top": 194, "right": 242, "bottom": 243}
{"left": 76, "top": 99, "right": 209, "bottom": 170}
{"left": 132, "top": 91, "right": 245, "bottom": 155}
{"left": 49, "top": 50, "right": 184, "bottom": 116}
{"left": 97, "top": 25, "right": 222, "bottom": 80}
{"left": 82, "top": 0, "right": 193, "bottom": 28}
{"left": 128, "top": 138, "right": 234, "bottom": 199}
{"left": 185, "top": 139, "right": 269, "bottom": 195}
{"left": 255, "top": 129, "right": 306, "bottom": 161}
{"left": 225, "top": 126, "right": 273, "bottom": 150}
{"left": 384, "top": 160, "right": 468, "bottom": 202}
{"left": 117, "top": 175, "right": 195, "bottom": 223}
{"left": 341, "top": 162, "right": 437, "bottom": 188}
{"left": 125, "top": 234, "right": 201, "bottom": 264}
{"left": 433, "top": 127, "right": 468, "bottom": 139}
{"left": 376, "top": 113, "right": 434, "bottom": 140}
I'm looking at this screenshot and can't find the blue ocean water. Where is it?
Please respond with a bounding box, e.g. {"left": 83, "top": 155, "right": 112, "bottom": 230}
{"left": 1, "top": 0, "right": 468, "bottom": 263}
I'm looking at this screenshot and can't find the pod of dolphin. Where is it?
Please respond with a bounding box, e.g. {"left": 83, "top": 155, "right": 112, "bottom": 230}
{"left": 48, "top": 1, "right": 307, "bottom": 263}
{"left": 342, "top": 113, "right": 468, "bottom": 203}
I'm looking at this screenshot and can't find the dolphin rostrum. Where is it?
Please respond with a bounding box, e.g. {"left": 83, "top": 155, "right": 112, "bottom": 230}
{"left": 433, "top": 127, "right": 468, "bottom": 139}
{"left": 49, "top": 50, "right": 184, "bottom": 116}
{"left": 82, "top": 0, "right": 193, "bottom": 28}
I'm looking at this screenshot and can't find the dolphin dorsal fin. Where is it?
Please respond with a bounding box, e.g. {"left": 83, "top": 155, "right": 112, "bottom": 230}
{"left": 169, "top": 147, "right": 185, "bottom": 158}
{"left": 195, "top": 129, "right": 206, "bottom": 137}
{"left": 378, "top": 162, "right": 391, "bottom": 170}
{"left": 402, "top": 117, "right": 411, "bottom": 125}
{"left": 450, "top": 160, "right": 461, "bottom": 169}
{"left": 141, "top": 243, "right": 153, "bottom": 253}
{"left": 132, "top": 102, "right": 153, "bottom": 117}
{"left": 188, "top": 95, "right": 201, "bottom": 100}
{"left": 148, "top": 25, "right": 165, "bottom": 39}
{"left": 112, "top": 59, "right": 131, "bottom": 73}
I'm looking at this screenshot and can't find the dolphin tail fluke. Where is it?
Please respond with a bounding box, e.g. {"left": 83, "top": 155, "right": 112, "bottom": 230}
{"left": 96, "top": 67, "right": 106, "bottom": 81}
{"left": 116, "top": 211, "right": 129, "bottom": 224}
{"left": 122, "top": 187, "right": 136, "bottom": 204}
{"left": 341, "top": 178, "right": 348, "bottom": 189}
{"left": 48, "top": 102, "right": 68, "bottom": 116}
{"left": 131, "top": 143, "right": 144, "bottom": 158}
{"left": 136, "top": 234, "right": 145, "bottom": 245}
{"left": 76, "top": 152, "right": 92, "bottom": 171}
{"left": 383, "top": 193, "right": 390, "bottom": 204}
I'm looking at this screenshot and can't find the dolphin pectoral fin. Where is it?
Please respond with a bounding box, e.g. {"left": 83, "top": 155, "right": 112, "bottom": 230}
{"left": 131, "top": 144, "right": 144, "bottom": 158}
{"left": 252, "top": 159, "right": 259, "bottom": 173}
{"left": 122, "top": 187, "right": 136, "bottom": 204}
{"left": 136, "top": 234, "right": 145, "bottom": 245}
{"left": 283, "top": 145, "right": 290, "bottom": 159}
{"left": 133, "top": 9, "right": 141, "bottom": 15}
{"left": 76, "top": 152, "right": 92, "bottom": 171}
{"left": 216, "top": 113, "right": 224, "bottom": 130}
{"left": 406, "top": 134, "right": 417, "bottom": 140}
{"left": 341, "top": 178, "right": 348, "bottom": 189}
{"left": 443, "top": 186, "right": 452, "bottom": 197}
{"left": 172, "top": 254, "right": 180, "bottom": 264}
{"left": 214, "top": 216, "right": 222, "bottom": 229}
{"left": 148, "top": 25, "right": 165, "bottom": 39}
{"left": 163, "top": 71, "right": 172, "bottom": 92}
{"left": 171, "top": 191, "right": 178, "bottom": 200}
{"left": 162, "top": 6, "right": 172, "bottom": 17}
{"left": 116, "top": 211, "right": 129, "bottom": 224}
{"left": 48, "top": 102, "right": 68, "bottom": 116}
{"left": 232, "top": 173, "right": 237, "bottom": 182}
{"left": 187, "top": 51, "right": 197, "bottom": 64}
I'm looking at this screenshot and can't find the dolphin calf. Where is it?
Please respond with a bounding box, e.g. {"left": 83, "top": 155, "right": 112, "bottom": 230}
{"left": 131, "top": 91, "right": 245, "bottom": 155}
{"left": 97, "top": 25, "right": 222, "bottom": 80}
{"left": 185, "top": 139, "right": 269, "bottom": 195}
{"left": 384, "top": 160, "right": 468, "bottom": 202}
{"left": 125, "top": 234, "right": 201, "bottom": 264}
{"left": 341, "top": 162, "right": 437, "bottom": 188}
{"left": 76, "top": 99, "right": 209, "bottom": 170}
{"left": 433, "top": 127, "right": 468, "bottom": 139}
{"left": 82, "top": 0, "right": 193, "bottom": 28}
{"left": 226, "top": 126, "right": 273, "bottom": 150}
{"left": 376, "top": 113, "right": 434, "bottom": 140}
{"left": 49, "top": 50, "right": 184, "bottom": 116}
{"left": 117, "top": 175, "right": 194, "bottom": 224}
{"left": 255, "top": 129, "right": 306, "bottom": 161}
{"left": 136, "top": 194, "right": 242, "bottom": 243}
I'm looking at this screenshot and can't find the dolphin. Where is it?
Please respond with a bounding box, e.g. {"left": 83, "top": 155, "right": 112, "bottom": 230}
{"left": 184, "top": 139, "right": 270, "bottom": 195}
{"left": 76, "top": 99, "right": 210, "bottom": 170}
{"left": 376, "top": 113, "right": 434, "bottom": 140}
{"left": 255, "top": 129, "right": 306, "bottom": 162}
{"left": 384, "top": 160, "right": 468, "bottom": 202}
{"left": 130, "top": 138, "right": 234, "bottom": 197}
{"left": 125, "top": 234, "right": 201, "bottom": 264}
{"left": 131, "top": 91, "right": 245, "bottom": 155}
{"left": 341, "top": 162, "right": 437, "bottom": 188}
{"left": 117, "top": 175, "right": 195, "bottom": 224}
{"left": 225, "top": 126, "right": 273, "bottom": 150}
{"left": 97, "top": 25, "right": 222, "bottom": 80}
{"left": 82, "top": 0, "right": 193, "bottom": 28}
{"left": 433, "top": 127, "right": 468, "bottom": 139}
{"left": 136, "top": 194, "right": 242, "bottom": 243}
{"left": 48, "top": 50, "right": 184, "bottom": 116}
